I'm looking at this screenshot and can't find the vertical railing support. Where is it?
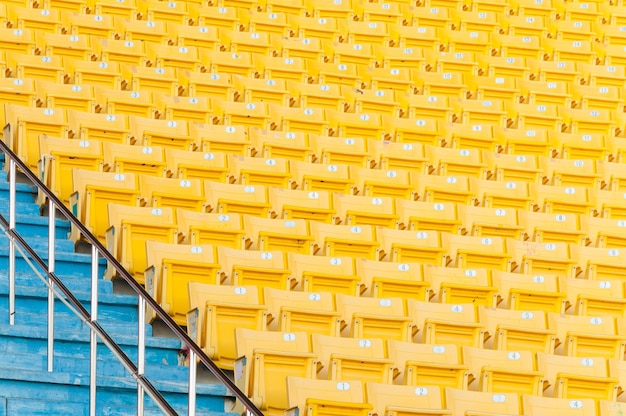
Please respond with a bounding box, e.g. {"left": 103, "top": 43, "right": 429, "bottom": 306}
{"left": 89, "top": 244, "right": 99, "bottom": 416}
{"left": 8, "top": 158, "right": 16, "bottom": 326}
{"left": 188, "top": 349, "right": 197, "bottom": 416}
{"left": 47, "top": 200, "right": 56, "bottom": 372}
{"left": 138, "top": 296, "right": 146, "bottom": 415}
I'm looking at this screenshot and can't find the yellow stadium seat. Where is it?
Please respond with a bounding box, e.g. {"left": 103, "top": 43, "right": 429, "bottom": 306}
{"left": 354, "top": 1, "right": 403, "bottom": 24}
{"left": 349, "top": 166, "right": 413, "bottom": 199}
{"left": 182, "top": 71, "right": 234, "bottom": 100}
{"left": 129, "top": 116, "right": 193, "bottom": 150}
{"left": 93, "top": 38, "right": 146, "bottom": 65}
{"left": 412, "top": 173, "right": 474, "bottom": 205}
{"left": 446, "top": 388, "right": 519, "bottom": 416}
{"left": 466, "top": 77, "right": 520, "bottom": 103}
{"left": 0, "top": 78, "right": 36, "bottom": 122}
{"left": 137, "top": 175, "right": 204, "bottom": 212}
{"left": 451, "top": 10, "right": 499, "bottom": 32}
{"left": 518, "top": 210, "right": 585, "bottom": 244}
{"left": 596, "top": 44, "right": 626, "bottom": 67}
{"left": 154, "top": 95, "right": 211, "bottom": 123}
{"left": 61, "top": 10, "right": 115, "bottom": 38}
{"left": 285, "top": 377, "right": 372, "bottom": 416}
{"left": 572, "top": 85, "right": 623, "bottom": 112}
{"left": 6, "top": 53, "right": 63, "bottom": 83}
{"left": 443, "top": 124, "right": 498, "bottom": 154}
{"left": 383, "top": 116, "right": 444, "bottom": 146}
{"left": 609, "top": 360, "right": 626, "bottom": 402}
{"left": 69, "top": 169, "right": 138, "bottom": 243}
{"left": 390, "top": 25, "right": 441, "bottom": 51}
{"left": 268, "top": 187, "right": 334, "bottom": 223}
{"left": 310, "top": 222, "right": 380, "bottom": 260}
{"left": 102, "top": 142, "right": 167, "bottom": 178}
{"left": 476, "top": 54, "right": 530, "bottom": 79}
{"left": 187, "top": 283, "right": 265, "bottom": 371}
{"left": 523, "top": 395, "right": 596, "bottom": 416}
{"left": 356, "top": 258, "right": 427, "bottom": 301}
{"left": 342, "top": 87, "right": 401, "bottom": 116}
{"left": 312, "top": 334, "right": 394, "bottom": 383}
{"left": 232, "top": 76, "right": 289, "bottom": 106}
{"left": 217, "top": 247, "right": 289, "bottom": 292}
{"left": 506, "top": 239, "right": 575, "bottom": 276}
{"left": 289, "top": 15, "right": 340, "bottom": 42}
{"left": 249, "top": 129, "right": 310, "bottom": 161}
{"left": 252, "top": 55, "right": 307, "bottom": 82}
{"left": 527, "top": 58, "right": 580, "bottom": 84}
{"left": 517, "top": 79, "right": 571, "bottom": 107}
{"left": 372, "top": 45, "right": 425, "bottom": 70}
{"left": 479, "top": 306, "right": 557, "bottom": 354}
{"left": 215, "top": 100, "right": 269, "bottom": 130}
{"left": 553, "top": 132, "right": 608, "bottom": 160}
{"left": 571, "top": 245, "right": 626, "bottom": 280}
{"left": 176, "top": 210, "right": 244, "bottom": 249}
{"left": 470, "top": 178, "right": 533, "bottom": 210}
{"left": 94, "top": 87, "right": 155, "bottom": 118}
{"left": 145, "top": 44, "right": 201, "bottom": 72}
{"left": 189, "top": 123, "right": 250, "bottom": 155}
{"left": 409, "top": 300, "right": 485, "bottom": 350}
{"left": 287, "top": 253, "right": 360, "bottom": 294}
{"left": 425, "top": 146, "right": 487, "bottom": 177}
{"left": 122, "top": 65, "right": 180, "bottom": 96}
{"left": 506, "top": 102, "right": 562, "bottom": 131}
{"left": 140, "top": 0, "right": 188, "bottom": 23}
{"left": 482, "top": 152, "right": 541, "bottom": 183}
{"left": 325, "top": 42, "right": 376, "bottom": 67}
{"left": 403, "top": 5, "right": 451, "bottom": 29}
{"left": 196, "top": 6, "right": 239, "bottom": 31}
{"left": 423, "top": 265, "right": 496, "bottom": 307}
{"left": 591, "top": 189, "right": 626, "bottom": 219}
{"left": 562, "top": 108, "right": 616, "bottom": 136}
{"left": 388, "top": 340, "right": 469, "bottom": 389}
{"left": 493, "top": 34, "right": 544, "bottom": 60}
{"left": 308, "top": 135, "right": 368, "bottom": 167}
{"left": 333, "top": 194, "right": 399, "bottom": 228}
{"left": 200, "top": 51, "right": 254, "bottom": 77}
{"left": 263, "top": 288, "right": 340, "bottom": 336}
{"left": 398, "top": 94, "right": 452, "bottom": 121}
{"left": 367, "top": 140, "right": 427, "bottom": 172}
{"left": 116, "top": 18, "right": 167, "bottom": 43}
{"left": 376, "top": 228, "right": 446, "bottom": 265}
{"left": 165, "top": 149, "right": 227, "bottom": 182}
{"left": 560, "top": 277, "right": 626, "bottom": 318}
{"left": 306, "top": 0, "right": 355, "bottom": 19}
{"left": 539, "top": 157, "right": 601, "bottom": 188}
{"left": 580, "top": 65, "right": 623, "bottom": 93}
{"left": 395, "top": 200, "right": 461, "bottom": 233}
{"left": 443, "top": 234, "right": 511, "bottom": 271}
{"left": 289, "top": 161, "right": 354, "bottom": 194}
{"left": 336, "top": 294, "right": 413, "bottom": 344}
{"left": 462, "top": 346, "right": 542, "bottom": 396}
{"left": 144, "top": 241, "right": 219, "bottom": 324}
{"left": 42, "top": 33, "right": 91, "bottom": 60}
{"left": 607, "top": 136, "right": 626, "bottom": 164}
{"left": 0, "top": 28, "right": 35, "bottom": 54}
{"left": 543, "top": 39, "right": 596, "bottom": 64}
{"left": 286, "top": 81, "right": 344, "bottom": 110}
{"left": 93, "top": 0, "right": 137, "bottom": 17}
{"left": 494, "top": 126, "right": 553, "bottom": 156}
{"left": 549, "top": 313, "right": 626, "bottom": 359}
{"left": 326, "top": 111, "right": 384, "bottom": 140}
{"left": 499, "top": 14, "right": 546, "bottom": 37}
{"left": 457, "top": 205, "right": 522, "bottom": 239}
{"left": 243, "top": 215, "right": 313, "bottom": 254}
{"left": 5, "top": 104, "right": 68, "bottom": 171}
{"left": 413, "top": 70, "right": 467, "bottom": 98}
{"left": 204, "top": 181, "right": 271, "bottom": 217}
{"left": 530, "top": 183, "right": 594, "bottom": 215}
{"left": 35, "top": 80, "right": 95, "bottom": 112}
{"left": 580, "top": 215, "right": 626, "bottom": 248}
{"left": 38, "top": 136, "right": 102, "bottom": 205}
{"left": 537, "top": 353, "right": 618, "bottom": 403}
{"left": 220, "top": 29, "right": 272, "bottom": 56}
{"left": 8, "top": 5, "right": 61, "bottom": 33}
{"left": 168, "top": 24, "right": 219, "bottom": 50}
{"left": 105, "top": 204, "right": 178, "bottom": 282}
{"left": 442, "top": 29, "right": 492, "bottom": 55}
{"left": 273, "top": 36, "right": 324, "bottom": 62}
{"left": 365, "top": 383, "right": 451, "bottom": 416}
{"left": 491, "top": 269, "right": 563, "bottom": 311}
{"left": 235, "top": 329, "right": 317, "bottom": 416}
{"left": 227, "top": 154, "right": 290, "bottom": 187}
{"left": 451, "top": 99, "right": 507, "bottom": 128}
{"left": 65, "top": 59, "right": 121, "bottom": 89}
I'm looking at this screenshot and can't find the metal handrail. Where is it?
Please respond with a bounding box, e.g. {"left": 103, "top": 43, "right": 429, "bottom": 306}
{"left": 0, "top": 128, "right": 264, "bottom": 416}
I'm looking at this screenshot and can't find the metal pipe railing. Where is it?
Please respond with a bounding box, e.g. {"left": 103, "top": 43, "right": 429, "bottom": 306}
{"left": 0, "top": 129, "right": 264, "bottom": 416}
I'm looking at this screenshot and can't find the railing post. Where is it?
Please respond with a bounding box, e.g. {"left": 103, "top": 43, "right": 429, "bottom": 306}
{"left": 188, "top": 349, "right": 196, "bottom": 416}
{"left": 138, "top": 296, "right": 146, "bottom": 416}
{"left": 8, "top": 158, "right": 16, "bottom": 326}
{"left": 47, "top": 200, "right": 56, "bottom": 372}
{"left": 90, "top": 244, "right": 99, "bottom": 416}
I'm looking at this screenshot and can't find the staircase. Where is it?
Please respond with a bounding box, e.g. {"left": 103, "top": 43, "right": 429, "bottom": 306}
{"left": 0, "top": 163, "right": 239, "bottom": 415}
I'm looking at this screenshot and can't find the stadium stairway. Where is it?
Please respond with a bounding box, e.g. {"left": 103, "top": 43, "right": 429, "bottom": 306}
{"left": 0, "top": 165, "right": 238, "bottom": 415}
